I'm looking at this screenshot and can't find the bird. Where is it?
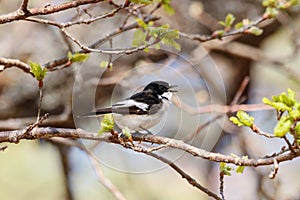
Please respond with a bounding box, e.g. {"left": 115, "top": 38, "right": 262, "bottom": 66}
{"left": 82, "top": 81, "right": 177, "bottom": 132}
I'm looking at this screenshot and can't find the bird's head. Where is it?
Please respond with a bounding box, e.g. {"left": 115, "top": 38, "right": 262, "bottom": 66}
{"left": 143, "top": 81, "right": 177, "bottom": 95}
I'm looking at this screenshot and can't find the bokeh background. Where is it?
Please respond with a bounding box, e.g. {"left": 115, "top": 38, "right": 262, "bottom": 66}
{"left": 0, "top": 0, "right": 300, "bottom": 199}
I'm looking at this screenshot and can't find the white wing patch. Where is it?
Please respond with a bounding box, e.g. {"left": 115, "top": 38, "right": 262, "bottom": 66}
{"left": 113, "top": 99, "right": 149, "bottom": 111}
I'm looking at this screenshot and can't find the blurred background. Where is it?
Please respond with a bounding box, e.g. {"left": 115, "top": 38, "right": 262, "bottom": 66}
{"left": 0, "top": 0, "right": 300, "bottom": 199}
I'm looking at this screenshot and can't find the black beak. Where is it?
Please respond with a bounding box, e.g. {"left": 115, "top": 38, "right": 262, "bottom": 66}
{"left": 169, "top": 85, "right": 178, "bottom": 92}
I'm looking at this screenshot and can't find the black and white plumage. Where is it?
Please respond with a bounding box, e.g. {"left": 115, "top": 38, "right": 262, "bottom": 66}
{"left": 82, "top": 81, "right": 176, "bottom": 132}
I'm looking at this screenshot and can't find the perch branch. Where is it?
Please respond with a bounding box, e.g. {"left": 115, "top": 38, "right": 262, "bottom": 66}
{"left": 1, "top": 127, "right": 300, "bottom": 167}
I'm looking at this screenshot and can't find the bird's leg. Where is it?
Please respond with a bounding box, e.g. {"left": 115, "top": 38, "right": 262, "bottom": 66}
{"left": 118, "top": 132, "right": 134, "bottom": 146}
{"left": 138, "top": 126, "right": 153, "bottom": 135}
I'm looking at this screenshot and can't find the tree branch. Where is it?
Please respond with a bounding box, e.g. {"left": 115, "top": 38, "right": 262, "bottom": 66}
{"left": 0, "top": 57, "right": 31, "bottom": 73}
{"left": 42, "top": 15, "right": 160, "bottom": 71}
{"left": 18, "top": 0, "right": 30, "bottom": 14}
{"left": 0, "top": 0, "right": 105, "bottom": 24}
{"left": 1, "top": 127, "right": 300, "bottom": 167}
{"left": 180, "top": 16, "right": 269, "bottom": 42}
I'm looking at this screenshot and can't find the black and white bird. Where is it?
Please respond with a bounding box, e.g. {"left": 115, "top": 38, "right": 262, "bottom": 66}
{"left": 82, "top": 81, "right": 176, "bottom": 132}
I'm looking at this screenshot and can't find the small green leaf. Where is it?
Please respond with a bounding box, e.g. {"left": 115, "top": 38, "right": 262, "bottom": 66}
{"left": 149, "top": 26, "right": 181, "bottom": 50}
{"left": 148, "top": 21, "right": 154, "bottom": 26}
{"left": 274, "top": 116, "right": 292, "bottom": 137}
{"left": 264, "top": 7, "right": 279, "bottom": 18}
{"left": 247, "top": 26, "right": 263, "bottom": 36}
{"left": 242, "top": 19, "right": 251, "bottom": 26}
{"left": 289, "top": 108, "right": 300, "bottom": 120}
{"left": 263, "top": 89, "right": 296, "bottom": 111}
{"left": 289, "top": 0, "right": 300, "bottom": 6}
{"left": 122, "top": 127, "right": 133, "bottom": 141}
{"left": 236, "top": 165, "right": 245, "bottom": 174}
{"left": 68, "top": 52, "right": 90, "bottom": 63}
{"left": 287, "top": 88, "right": 296, "bottom": 105}
{"left": 262, "top": 97, "right": 291, "bottom": 112}
{"left": 218, "top": 21, "right": 226, "bottom": 27}
{"left": 155, "top": 43, "right": 161, "bottom": 49}
{"left": 29, "top": 61, "right": 47, "bottom": 81}
{"left": 212, "top": 30, "right": 225, "bottom": 38}
{"left": 230, "top": 111, "right": 254, "bottom": 127}
{"left": 160, "top": 24, "right": 170, "bottom": 29}
{"left": 135, "top": 18, "right": 148, "bottom": 28}
{"left": 162, "top": 3, "right": 175, "bottom": 15}
{"left": 278, "top": 93, "right": 294, "bottom": 107}
{"left": 218, "top": 13, "right": 235, "bottom": 28}
{"left": 237, "top": 111, "right": 254, "bottom": 127}
{"left": 129, "top": 0, "right": 153, "bottom": 4}
{"left": 129, "top": 0, "right": 139, "bottom": 3}
{"left": 220, "top": 162, "right": 232, "bottom": 176}
{"left": 229, "top": 116, "right": 245, "bottom": 127}
{"left": 262, "top": 0, "right": 277, "bottom": 7}
{"left": 98, "top": 114, "right": 114, "bottom": 135}
{"left": 295, "top": 122, "right": 300, "bottom": 136}
{"left": 100, "top": 61, "right": 112, "bottom": 68}
{"left": 278, "top": 0, "right": 299, "bottom": 9}
{"left": 161, "top": 36, "right": 181, "bottom": 50}
{"left": 132, "top": 29, "right": 147, "bottom": 47}
{"left": 225, "top": 13, "right": 236, "bottom": 27}
{"left": 100, "top": 61, "right": 109, "bottom": 68}
{"left": 234, "top": 22, "right": 244, "bottom": 30}
{"left": 236, "top": 156, "right": 247, "bottom": 174}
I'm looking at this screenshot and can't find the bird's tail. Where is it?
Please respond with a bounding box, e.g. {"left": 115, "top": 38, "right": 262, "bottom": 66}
{"left": 79, "top": 108, "right": 113, "bottom": 117}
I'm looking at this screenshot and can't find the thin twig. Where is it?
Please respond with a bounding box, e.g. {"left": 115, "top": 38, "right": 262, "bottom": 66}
{"left": 125, "top": 144, "right": 221, "bottom": 200}
{"left": 119, "top": 13, "right": 132, "bottom": 30}
{"left": 25, "top": 5, "right": 122, "bottom": 28}
{"left": 219, "top": 172, "right": 225, "bottom": 200}
{"left": 230, "top": 76, "right": 250, "bottom": 106}
{"left": 180, "top": 16, "right": 267, "bottom": 42}
{"left": 0, "top": 106, "right": 72, "bottom": 131}
{"left": 144, "top": 144, "right": 168, "bottom": 153}
{"left": 55, "top": 144, "right": 74, "bottom": 200}
{"left": 88, "top": 153, "right": 127, "bottom": 200}
{"left": 251, "top": 125, "right": 277, "bottom": 139}
{"left": 149, "top": 152, "right": 221, "bottom": 200}
{"left": 268, "top": 159, "right": 279, "bottom": 179}
{"left": 49, "top": 138, "right": 126, "bottom": 200}
{"left": 36, "top": 85, "right": 44, "bottom": 122}
{"left": 61, "top": 26, "right": 160, "bottom": 54}
{"left": 0, "top": 145, "right": 8, "bottom": 151}
{"left": 23, "top": 113, "right": 49, "bottom": 136}
{"left": 283, "top": 136, "right": 295, "bottom": 153}
{"left": 41, "top": 15, "right": 160, "bottom": 71}
{"left": 108, "top": 38, "right": 113, "bottom": 68}
{"left": 149, "top": 2, "right": 162, "bottom": 15}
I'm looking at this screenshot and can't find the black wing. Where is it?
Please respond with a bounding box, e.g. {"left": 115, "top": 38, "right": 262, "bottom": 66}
{"left": 129, "top": 90, "right": 161, "bottom": 105}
